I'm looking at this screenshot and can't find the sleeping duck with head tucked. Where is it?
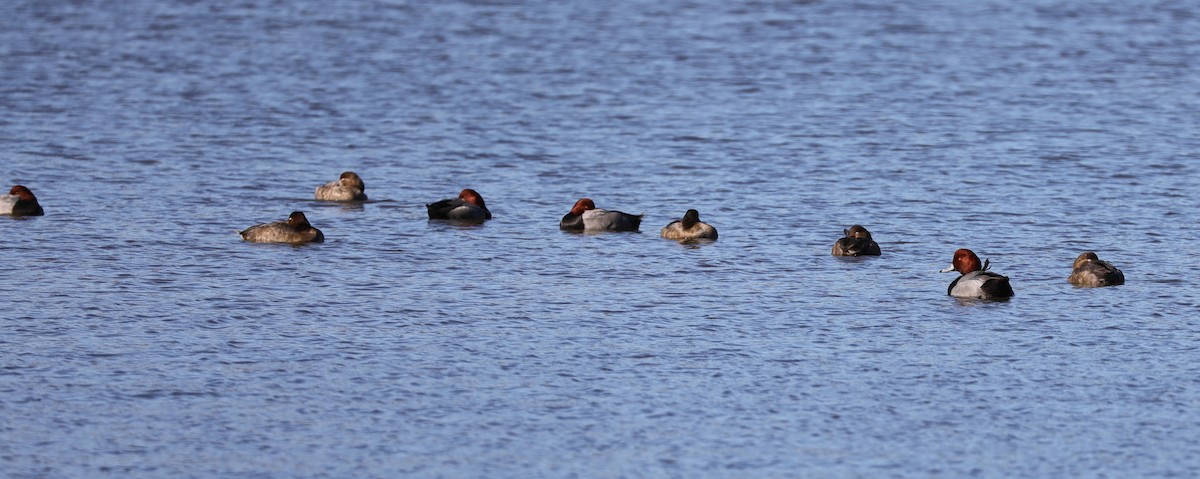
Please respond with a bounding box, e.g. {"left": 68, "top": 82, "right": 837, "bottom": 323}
{"left": 1068, "top": 251, "right": 1124, "bottom": 287}
{"left": 660, "top": 209, "right": 717, "bottom": 241}
{"left": 831, "top": 224, "right": 880, "bottom": 256}
{"left": 426, "top": 189, "right": 492, "bottom": 223}
{"left": 0, "top": 185, "right": 44, "bottom": 216}
{"left": 559, "top": 198, "right": 642, "bottom": 232}
{"left": 240, "top": 211, "right": 324, "bottom": 244}
{"left": 314, "top": 171, "right": 367, "bottom": 201}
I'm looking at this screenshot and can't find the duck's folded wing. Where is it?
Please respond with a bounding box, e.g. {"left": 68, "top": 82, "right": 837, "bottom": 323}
{"left": 426, "top": 198, "right": 462, "bottom": 219}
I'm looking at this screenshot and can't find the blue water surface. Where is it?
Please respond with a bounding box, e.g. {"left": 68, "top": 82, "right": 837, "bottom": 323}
{"left": 2, "top": 0, "right": 1199, "bottom": 477}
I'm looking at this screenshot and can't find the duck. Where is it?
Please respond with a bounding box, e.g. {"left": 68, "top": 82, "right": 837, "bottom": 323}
{"left": 559, "top": 198, "right": 642, "bottom": 232}
{"left": 831, "top": 224, "right": 880, "bottom": 256}
{"left": 939, "top": 248, "right": 1014, "bottom": 299}
{"left": 314, "top": 171, "right": 367, "bottom": 201}
{"left": 1068, "top": 251, "right": 1124, "bottom": 287}
{"left": 240, "top": 211, "right": 324, "bottom": 244}
{"left": 0, "top": 185, "right": 44, "bottom": 216}
{"left": 660, "top": 209, "right": 717, "bottom": 241}
{"left": 426, "top": 189, "right": 492, "bottom": 222}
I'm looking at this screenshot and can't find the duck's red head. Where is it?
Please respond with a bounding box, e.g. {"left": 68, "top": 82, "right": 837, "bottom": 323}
{"left": 9, "top": 185, "right": 36, "bottom": 200}
{"left": 570, "top": 198, "right": 596, "bottom": 216}
{"left": 459, "top": 189, "right": 486, "bottom": 208}
{"left": 948, "top": 248, "right": 983, "bottom": 274}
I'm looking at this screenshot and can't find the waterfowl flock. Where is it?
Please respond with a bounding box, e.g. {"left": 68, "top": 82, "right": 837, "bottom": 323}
{"left": 5, "top": 173, "right": 1128, "bottom": 300}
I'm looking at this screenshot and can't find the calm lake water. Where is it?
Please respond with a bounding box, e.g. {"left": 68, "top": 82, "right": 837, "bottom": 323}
{"left": 3, "top": 0, "right": 1200, "bottom": 477}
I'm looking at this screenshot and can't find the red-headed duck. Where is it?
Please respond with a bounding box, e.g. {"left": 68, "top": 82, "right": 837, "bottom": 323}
{"left": 831, "top": 225, "right": 880, "bottom": 256}
{"left": 1068, "top": 251, "right": 1124, "bottom": 287}
{"left": 660, "top": 209, "right": 717, "bottom": 241}
{"left": 426, "top": 189, "right": 492, "bottom": 222}
{"left": 559, "top": 198, "right": 642, "bottom": 232}
{"left": 314, "top": 171, "right": 367, "bottom": 201}
{"left": 0, "top": 185, "right": 44, "bottom": 216}
{"left": 240, "top": 211, "right": 324, "bottom": 244}
{"left": 939, "top": 249, "right": 1013, "bottom": 299}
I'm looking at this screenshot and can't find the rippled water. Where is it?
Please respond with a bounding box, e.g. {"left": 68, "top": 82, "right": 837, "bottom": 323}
{"left": 3, "top": 0, "right": 1200, "bottom": 477}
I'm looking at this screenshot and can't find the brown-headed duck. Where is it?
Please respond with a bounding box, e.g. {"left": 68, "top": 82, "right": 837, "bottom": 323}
{"left": 240, "top": 211, "right": 324, "bottom": 244}
{"left": 939, "top": 248, "right": 1014, "bottom": 299}
{"left": 831, "top": 225, "right": 880, "bottom": 256}
{"left": 660, "top": 209, "right": 717, "bottom": 241}
{"left": 559, "top": 198, "right": 642, "bottom": 232}
{"left": 1068, "top": 251, "right": 1124, "bottom": 287}
{"left": 426, "top": 189, "right": 492, "bottom": 222}
{"left": 314, "top": 171, "right": 367, "bottom": 201}
{"left": 0, "top": 185, "right": 44, "bottom": 216}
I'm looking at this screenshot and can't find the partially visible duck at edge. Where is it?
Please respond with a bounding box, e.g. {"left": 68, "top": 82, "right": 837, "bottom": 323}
{"left": 1068, "top": 251, "right": 1124, "bottom": 287}
{"left": 939, "top": 248, "right": 1014, "bottom": 299}
{"left": 660, "top": 209, "right": 717, "bottom": 241}
{"left": 559, "top": 198, "right": 643, "bottom": 232}
{"left": 240, "top": 211, "right": 324, "bottom": 244}
{"left": 831, "top": 224, "right": 880, "bottom": 256}
{"left": 314, "top": 171, "right": 367, "bottom": 201}
{"left": 426, "top": 188, "right": 492, "bottom": 222}
{"left": 0, "top": 185, "right": 44, "bottom": 216}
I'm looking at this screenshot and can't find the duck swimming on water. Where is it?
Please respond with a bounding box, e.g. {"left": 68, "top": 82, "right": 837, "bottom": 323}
{"left": 426, "top": 189, "right": 492, "bottom": 223}
{"left": 314, "top": 171, "right": 367, "bottom": 201}
{"left": 0, "top": 185, "right": 44, "bottom": 216}
{"left": 660, "top": 209, "right": 717, "bottom": 241}
{"left": 940, "top": 248, "right": 1014, "bottom": 299}
{"left": 240, "top": 211, "right": 324, "bottom": 244}
{"left": 559, "top": 198, "right": 642, "bottom": 232}
{"left": 831, "top": 224, "right": 880, "bottom": 256}
{"left": 1068, "top": 251, "right": 1124, "bottom": 287}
